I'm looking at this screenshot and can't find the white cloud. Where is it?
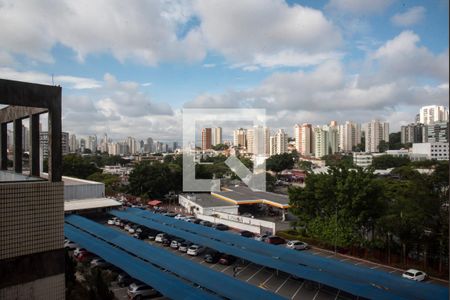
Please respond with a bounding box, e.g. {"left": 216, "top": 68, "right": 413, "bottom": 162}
{"left": 202, "top": 63, "right": 216, "bottom": 68}
{"left": 391, "top": 6, "right": 426, "bottom": 27}
{"left": 326, "top": 0, "right": 394, "bottom": 14}
{"left": 0, "top": 0, "right": 205, "bottom": 65}
{"left": 194, "top": 0, "right": 342, "bottom": 68}
{"left": 368, "top": 31, "right": 449, "bottom": 83}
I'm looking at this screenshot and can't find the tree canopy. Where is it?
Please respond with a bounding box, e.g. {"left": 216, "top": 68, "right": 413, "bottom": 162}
{"left": 266, "top": 153, "right": 295, "bottom": 173}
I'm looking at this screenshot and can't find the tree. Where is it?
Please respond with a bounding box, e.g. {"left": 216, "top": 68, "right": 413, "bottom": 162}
{"left": 266, "top": 172, "right": 276, "bottom": 192}
{"left": 322, "top": 154, "right": 353, "bottom": 169}
{"left": 298, "top": 160, "right": 313, "bottom": 172}
{"left": 378, "top": 140, "right": 389, "bottom": 152}
{"left": 266, "top": 153, "right": 294, "bottom": 174}
{"left": 212, "top": 144, "right": 229, "bottom": 151}
{"left": 128, "top": 161, "right": 181, "bottom": 198}
{"left": 388, "top": 132, "right": 403, "bottom": 150}
{"left": 371, "top": 155, "right": 410, "bottom": 169}
{"left": 63, "top": 154, "right": 101, "bottom": 179}
{"left": 87, "top": 172, "right": 122, "bottom": 195}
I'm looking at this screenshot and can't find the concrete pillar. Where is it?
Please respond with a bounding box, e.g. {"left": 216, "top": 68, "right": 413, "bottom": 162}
{"left": 29, "top": 114, "right": 40, "bottom": 176}
{"left": 0, "top": 123, "right": 7, "bottom": 170}
{"left": 13, "top": 119, "right": 22, "bottom": 173}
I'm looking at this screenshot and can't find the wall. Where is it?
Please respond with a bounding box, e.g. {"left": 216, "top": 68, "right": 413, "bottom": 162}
{"left": 195, "top": 214, "right": 262, "bottom": 234}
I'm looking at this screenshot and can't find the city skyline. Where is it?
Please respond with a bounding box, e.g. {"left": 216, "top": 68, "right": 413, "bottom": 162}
{"left": 0, "top": 1, "right": 448, "bottom": 141}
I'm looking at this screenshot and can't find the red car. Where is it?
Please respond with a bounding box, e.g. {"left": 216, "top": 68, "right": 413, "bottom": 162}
{"left": 75, "top": 251, "right": 94, "bottom": 262}
{"left": 218, "top": 254, "right": 236, "bottom": 265}
{"left": 265, "top": 236, "right": 286, "bottom": 245}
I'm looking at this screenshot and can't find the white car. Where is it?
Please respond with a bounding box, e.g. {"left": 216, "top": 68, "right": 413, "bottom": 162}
{"left": 73, "top": 247, "right": 86, "bottom": 257}
{"left": 155, "top": 233, "right": 166, "bottom": 243}
{"left": 114, "top": 219, "right": 121, "bottom": 226}
{"left": 107, "top": 218, "right": 116, "bottom": 225}
{"left": 64, "top": 240, "right": 78, "bottom": 250}
{"left": 286, "top": 240, "right": 309, "bottom": 250}
{"left": 90, "top": 258, "right": 110, "bottom": 268}
{"left": 124, "top": 224, "right": 131, "bottom": 231}
{"left": 402, "top": 269, "right": 427, "bottom": 281}
{"left": 187, "top": 245, "right": 205, "bottom": 256}
{"left": 127, "top": 283, "right": 158, "bottom": 299}
{"left": 184, "top": 216, "right": 196, "bottom": 222}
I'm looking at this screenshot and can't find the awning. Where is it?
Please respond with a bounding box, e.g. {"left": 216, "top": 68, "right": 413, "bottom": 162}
{"left": 148, "top": 200, "right": 162, "bottom": 206}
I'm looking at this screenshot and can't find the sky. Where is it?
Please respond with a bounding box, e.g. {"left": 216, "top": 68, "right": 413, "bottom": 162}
{"left": 0, "top": 0, "right": 448, "bottom": 143}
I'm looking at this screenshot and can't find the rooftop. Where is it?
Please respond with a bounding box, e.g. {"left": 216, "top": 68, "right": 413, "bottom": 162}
{"left": 212, "top": 185, "right": 290, "bottom": 209}
{"left": 181, "top": 193, "right": 238, "bottom": 208}
{"left": 64, "top": 198, "right": 121, "bottom": 212}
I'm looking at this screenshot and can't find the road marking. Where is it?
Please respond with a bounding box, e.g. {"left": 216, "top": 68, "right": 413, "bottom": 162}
{"left": 291, "top": 281, "right": 305, "bottom": 299}
{"left": 339, "top": 258, "right": 349, "bottom": 262}
{"left": 261, "top": 273, "right": 274, "bottom": 286}
{"left": 334, "top": 290, "right": 341, "bottom": 300}
{"left": 311, "top": 251, "right": 321, "bottom": 255}
{"left": 389, "top": 270, "right": 396, "bottom": 273}
{"left": 236, "top": 263, "right": 252, "bottom": 276}
{"left": 326, "top": 254, "right": 335, "bottom": 258}
{"left": 209, "top": 263, "right": 217, "bottom": 268}
{"left": 355, "top": 262, "right": 363, "bottom": 265}
{"left": 275, "top": 276, "right": 291, "bottom": 293}
{"left": 221, "top": 265, "right": 233, "bottom": 273}
{"left": 370, "top": 266, "right": 379, "bottom": 269}
{"left": 199, "top": 260, "right": 206, "bottom": 265}
{"left": 246, "top": 266, "right": 265, "bottom": 282}
{"left": 312, "top": 289, "right": 320, "bottom": 300}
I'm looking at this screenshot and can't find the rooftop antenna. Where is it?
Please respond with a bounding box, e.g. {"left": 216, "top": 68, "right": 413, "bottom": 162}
{"left": 51, "top": 74, "right": 54, "bottom": 85}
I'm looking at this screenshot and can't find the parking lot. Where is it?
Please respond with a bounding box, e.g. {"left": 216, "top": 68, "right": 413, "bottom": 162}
{"left": 106, "top": 220, "right": 356, "bottom": 300}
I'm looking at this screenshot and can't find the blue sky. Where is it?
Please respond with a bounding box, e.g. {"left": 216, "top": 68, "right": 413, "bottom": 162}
{"left": 0, "top": 0, "right": 448, "bottom": 142}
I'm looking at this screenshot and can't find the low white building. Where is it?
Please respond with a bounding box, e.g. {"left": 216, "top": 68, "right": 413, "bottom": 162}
{"left": 353, "top": 152, "right": 373, "bottom": 168}
{"left": 412, "top": 142, "right": 449, "bottom": 160}
{"left": 179, "top": 194, "right": 239, "bottom": 215}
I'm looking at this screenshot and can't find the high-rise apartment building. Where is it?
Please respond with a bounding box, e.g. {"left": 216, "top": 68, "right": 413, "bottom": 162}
{"left": 425, "top": 122, "right": 449, "bottom": 143}
{"left": 233, "top": 128, "right": 247, "bottom": 148}
{"left": 212, "top": 127, "right": 222, "bottom": 146}
{"left": 338, "top": 121, "right": 361, "bottom": 152}
{"left": 247, "top": 125, "right": 270, "bottom": 156}
{"left": 400, "top": 123, "right": 425, "bottom": 144}
{"left": 270, "top": 129, "right": 288, "bottom": 156}
{"left": 365, "top": 120, "right": 389, "bottom": 153}
{"left": 419, "top": 105, "right": 449, "bottom": 125}
{"left": 87, "top": 135, "right": 97, "bottom": 152}
{"left": 201, "top": 128, "right": 212, "bottom": 150}
{"left": 294, "top": 123, "right": 313, "bottom": 156}
{"left": 69, "top": 134, "right": 78, "bottom": 153}
{"left": 313, "top": 126, "right": 328, "bottom": 159}
{"left": 0, "top": 79, "right": 65, "bottom": 299}
{"left": 40, "top": 131, "right": 69, "bottom": 158}
{"left": 127, "top": 136, "right": 137, "bottom": 154}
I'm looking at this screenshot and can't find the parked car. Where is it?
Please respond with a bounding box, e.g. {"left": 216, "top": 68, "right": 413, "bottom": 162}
{"left": 286, "top": 240, "right": 309, "bottom": 250}
{"left": 200, "top": 220, "right": 213, "bottom": 227}
{"left": 240, "top": 230, "right": 254, "bottom": 238}
{"left": 402, "top": 269, "right": 427, "bottom": 281}
{"left": 178, "top": 242, "right": 192, "bottom": 253}
{"left": 117, "top": 272, "right": 133, "bottom": 287}
{"left": 124, "top": 223, "right": 132, "bottom": 231}
{"left": 75, "top": 251, "right": 93, "bottom": 262}
{"left": 155, "top": 233, "right": 168, "bottom": 243}
{"left": 90, "top": 258, "right": 111, "bottom": 268}
{"left": 64, "top": 240, "right": 78, "bottom": 250}
{"left": 187, "top": 245, "right": 206, "bottom": 256}
{"left": 127, "top": 283, "right": 159, "bottom": 299}
{"left": 184, "top": 216, "right": 196, "bottom": 222}
{"left": 192, "top": 218, "right": 202, "bottom": 224}
{"left": 147, "top": 231, "right": 157, "bottom": 241}
{"left": 73, "top": 247, "right": 87, "bottom": 257}
{"left": 254, "top": 234, "right": 269, "bottom": 242}
{"left": 163, "top": 212, "right": 178, "bottom": 218}
{"left": 174, "top": 214, "right": 186, "bottom": 220}
{"left": 218, "top": 254, "right": 236, "bottom": 265}
{"left": 114, "top": 219, "right": 121, "bottom": 226}
{"left": 265, "top": 236, "right": 286, "bottom": 245}
{"left": 128, "top": 225, "right": 139, "bottom": 234}
{"left": 161, "top": 237, "right": 172, "bottom": 247}
{"left": 170, "top": 239, "right": 184, "bottom": 249}
{"left": 213, "top": 223, "right": 229, "bottom": 231}
{"left": 204, "top": 251, "right": 221, "bottom": 263}
{"left": 133, "top": 232, "right": 146, "bottom": 240}
{"left": 107, "top": 218, "right": 116, "bottom": 225}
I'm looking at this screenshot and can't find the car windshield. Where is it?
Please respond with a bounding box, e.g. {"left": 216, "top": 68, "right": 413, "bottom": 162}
{"left": 404, "top": 272, "right": 415, "bottom": 277}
